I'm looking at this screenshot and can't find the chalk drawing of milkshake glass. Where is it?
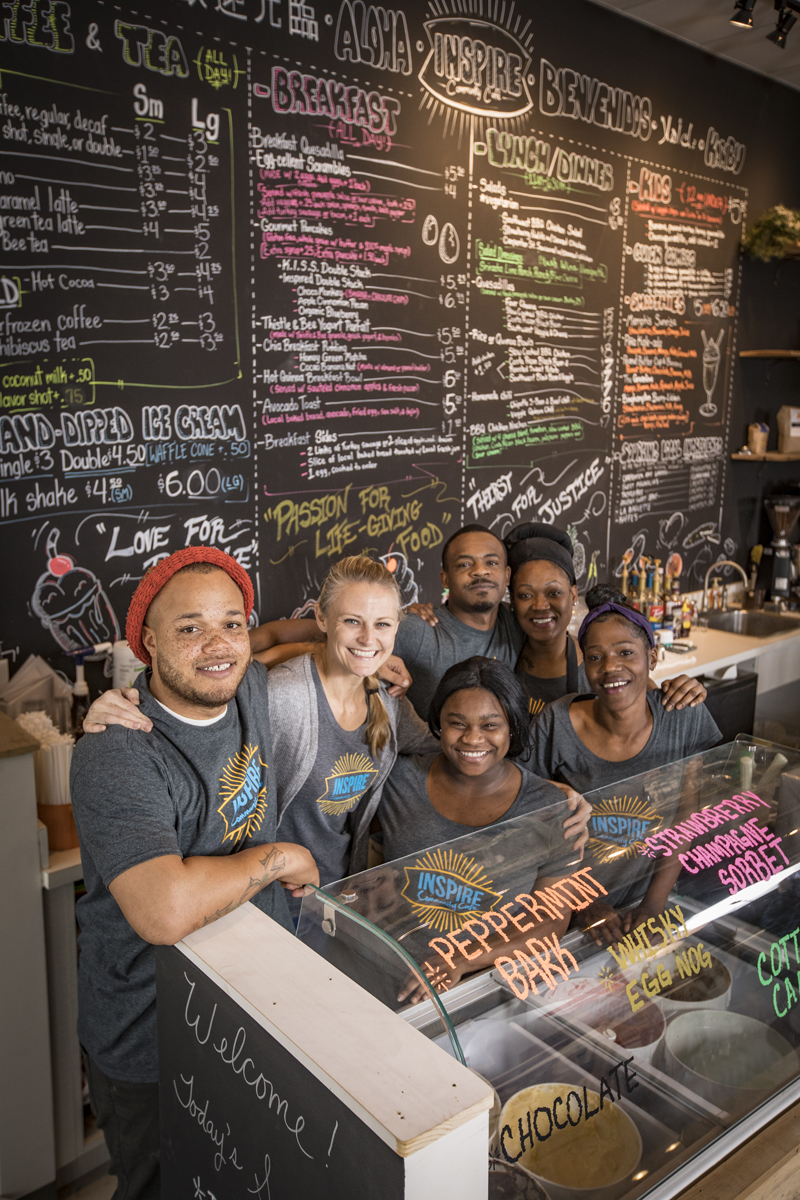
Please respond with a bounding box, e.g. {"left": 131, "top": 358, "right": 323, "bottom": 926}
{"left": 700, "top": 329, "right": 725, "bottom": 417}
{"left": 31, "top": 529, "right": 120, "bottom": 653}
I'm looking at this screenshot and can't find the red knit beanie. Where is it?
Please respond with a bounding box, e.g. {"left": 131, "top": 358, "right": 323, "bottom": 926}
{"left": 125, "top": 547, "right": 254, "bottom": 665}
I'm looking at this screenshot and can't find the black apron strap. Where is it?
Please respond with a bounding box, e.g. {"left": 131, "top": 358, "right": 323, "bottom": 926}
{"left": 566, "top": 635, "right": 580, "bottom": 694}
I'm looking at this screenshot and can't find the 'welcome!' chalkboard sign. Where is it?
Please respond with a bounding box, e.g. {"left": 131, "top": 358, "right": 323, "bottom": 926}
{"left": 157, "top": 945, "right": 405, "bottom": 1199}
{"left": 0, "top": 0, "right": 775, "bottom": 659}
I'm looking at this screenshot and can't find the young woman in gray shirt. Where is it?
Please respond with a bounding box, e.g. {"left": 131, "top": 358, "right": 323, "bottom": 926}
{"left": 527, "top": 583, "right": 722, "bottom": 946}
{"left": 379, "top": 656, "right": 588, "bottom": 864}
{"left": 377, "top": 656, "right": 590, "bottom": 996}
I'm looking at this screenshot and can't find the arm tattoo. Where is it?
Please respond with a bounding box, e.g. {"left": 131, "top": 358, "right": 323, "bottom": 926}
{"left": 197, "top": 845, "right": 288, "bottom": 930}
{"left": 257, "top": 844, "right": 286, "bottom": 881}
{"left": 200, "top": 903, "right": 238, "bottom": 928}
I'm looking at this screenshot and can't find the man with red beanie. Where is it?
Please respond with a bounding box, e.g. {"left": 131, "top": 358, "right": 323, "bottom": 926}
{"left": 70, "top": 548, "right": 318, "bottom": 1200}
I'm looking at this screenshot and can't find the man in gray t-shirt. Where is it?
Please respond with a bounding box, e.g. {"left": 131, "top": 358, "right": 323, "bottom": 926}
{"left": 392, "top": 524, "right": 525, "bottom": 717}
{"left": 73, "top": 664, "right": 289, "bottom": 1081}
{"left": 393, "top": 600, "right": 524, "bottom": 719}
{"left": 72, "top": 550, "right": 317, "bottom": 1200}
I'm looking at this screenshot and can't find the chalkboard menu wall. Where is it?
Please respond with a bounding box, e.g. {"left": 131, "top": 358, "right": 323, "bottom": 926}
{"left": 2, "top": 0, "right": 799, "bottom": 659}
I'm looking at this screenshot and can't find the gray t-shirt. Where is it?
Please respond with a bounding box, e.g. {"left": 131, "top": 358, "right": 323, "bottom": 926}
{"left": 516, "top": 665, "right": 591, "bottom": 719}
{"left": 378, "top": 752, "right": 570, "bottom": 863}
{"left": 515, "top": 635, "right": 589, "bottom": 719}
{"left": 394, "top": 603, "right": 526, "bottom": 719}
{"left": 278, "top": 659, "right": 381, "bottom": 894}
{"left": 71, "top": 663, "right": 288, "bottom": 1083}
{"left": 526, "top": 691, "right": 721, "bottom": 905}
{"left": 358, "top": 756, "right": 576, "bottom": 970}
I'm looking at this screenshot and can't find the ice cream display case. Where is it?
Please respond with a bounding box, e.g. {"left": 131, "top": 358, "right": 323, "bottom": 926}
{"left": 297, "top": 738, "right": 800, "bottom": 1200}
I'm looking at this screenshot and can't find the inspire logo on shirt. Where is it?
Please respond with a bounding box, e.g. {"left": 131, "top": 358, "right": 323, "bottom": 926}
{"left": 217, "top": 743, "right": 268, "bottom": 844}
{"left": 402, "top": 847, "right": 501, "bottom": 933}
{"left": 588, "top": 793, "right": 662, "bottom": 863}
{"left": 317, "top": 751, "right": 379, "bottom": 816}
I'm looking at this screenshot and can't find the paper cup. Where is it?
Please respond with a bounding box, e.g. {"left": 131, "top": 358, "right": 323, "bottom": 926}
{"left": 747, "top": 424, "right": 768, "bottom": 455}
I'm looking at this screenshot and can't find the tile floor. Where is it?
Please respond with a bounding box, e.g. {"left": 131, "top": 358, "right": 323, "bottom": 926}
{"left": 61, "top": 1173, "right": 115, "bottom": 1200}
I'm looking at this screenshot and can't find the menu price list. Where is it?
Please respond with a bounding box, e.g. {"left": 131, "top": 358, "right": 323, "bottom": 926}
{"left": 457, "top": 126, "right": 625, "bottom": 576}
{"left": 251, "top": 83, "right": 466, "bottom": 606}
{"left": 611, "top": 165, "right": 745, "bottom": 567}
{"left": 0, "top": 9, "right": 257, "bottom": 656}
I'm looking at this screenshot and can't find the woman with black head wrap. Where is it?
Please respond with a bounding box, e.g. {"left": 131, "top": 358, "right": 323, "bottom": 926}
{"left": 504, "top": 522, "right": 706, "bottom": 719}
{"left": 505, "top": 522, "right": 587, "bottom": 718}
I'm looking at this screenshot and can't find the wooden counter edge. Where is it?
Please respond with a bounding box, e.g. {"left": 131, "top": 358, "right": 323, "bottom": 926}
{"left": 180, "top": 905, "right": 494, "bottom": 1157}
{"left": 675, "top": 1098, "right": 800, "bottom": 1200}
{"left": 0, "top": 709, "right": 39, "bottom": 758}
{"left": 393, "top": 1093, "right": 492, "bottom": 1157}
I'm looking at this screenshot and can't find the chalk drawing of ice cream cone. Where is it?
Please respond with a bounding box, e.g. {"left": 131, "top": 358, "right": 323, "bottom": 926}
{"left": 380, "top": 548, "right": 420, "bottom": 606}
{"left": 31, "top": 529, "right": 120, "bottom": 653}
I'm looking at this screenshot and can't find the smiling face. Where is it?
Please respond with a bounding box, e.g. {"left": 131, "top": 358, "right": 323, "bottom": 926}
{"left": 511, "top": 559, "right": 577, "bottom": 647}
{"left": 581, "top": 615, "right": 657, "bottom": 712}
{"left": 441, "top": 531, "right": 510, "bottom": 615}
{"left": 438, "top": 687, "right": 511, "bottom": 777}
{"left": 142, "top": 567, "right": 251, "bottom": 716}
{"left": 316, "top": 582, "right": 400, "bottom": 680}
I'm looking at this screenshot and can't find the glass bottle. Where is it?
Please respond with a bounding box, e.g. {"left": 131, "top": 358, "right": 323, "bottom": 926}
{"left": 650, "top": 560, "right": 665, "bottom": 628}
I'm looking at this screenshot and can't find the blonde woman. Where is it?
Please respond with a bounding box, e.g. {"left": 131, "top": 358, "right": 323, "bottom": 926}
{"left": 267, "top": 555, "right": 435, "bottom": 890}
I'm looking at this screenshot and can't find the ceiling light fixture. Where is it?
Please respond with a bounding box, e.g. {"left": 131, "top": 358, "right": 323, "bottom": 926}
{"left": 731, "top": 0, "right": 757, "bottom": 27}
{"left": 767, "top": 4, "right": 798, "bottom": 47}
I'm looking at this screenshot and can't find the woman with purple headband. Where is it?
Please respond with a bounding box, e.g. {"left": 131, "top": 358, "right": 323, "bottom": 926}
{"left": 525, "top": 583, "right": 721, "bottom": 945}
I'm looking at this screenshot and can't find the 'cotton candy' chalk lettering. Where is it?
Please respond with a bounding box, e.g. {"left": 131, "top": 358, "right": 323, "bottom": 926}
{"left": 757, "top": 927, "right": 800, "bottom": 1019}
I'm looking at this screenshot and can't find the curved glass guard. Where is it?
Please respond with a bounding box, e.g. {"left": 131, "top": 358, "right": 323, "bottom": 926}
{"left": 297, "top": 883, "right": 466, "bottom": 1064}
{"left": 299, "top": 739, "right": 800, "bottom": 1200}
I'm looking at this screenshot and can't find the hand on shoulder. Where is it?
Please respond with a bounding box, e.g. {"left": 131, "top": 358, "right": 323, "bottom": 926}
{"left": 404, "top": 601, "right": 438, "bottom": 627}
{"left": 83, "top": 687, "right": 152, "bottom": 733}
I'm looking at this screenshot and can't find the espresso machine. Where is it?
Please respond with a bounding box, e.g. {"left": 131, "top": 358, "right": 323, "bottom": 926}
{"left": 764, "top": 493, "right": 800, "bottom": 604}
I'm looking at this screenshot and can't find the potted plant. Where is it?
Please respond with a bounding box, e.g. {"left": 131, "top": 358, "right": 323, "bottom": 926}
{"left": 741, "top": 205, "right": 800, "bottom": 261}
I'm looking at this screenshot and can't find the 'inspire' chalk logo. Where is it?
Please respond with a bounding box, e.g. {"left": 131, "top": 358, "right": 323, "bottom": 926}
{"left": 218, "top": 744, "right": 268, "bottom": 845}
{"left": 418, "top": 14, "right": 534, "bottom": 119}
{"left": 402, "top": 848, "right": 501, "bottom": 933}
{"left": 588, "top": 793, "right": 662, "bottom": 863}
{"left": 316, "top": 752, "right": 378, "bottom": 816}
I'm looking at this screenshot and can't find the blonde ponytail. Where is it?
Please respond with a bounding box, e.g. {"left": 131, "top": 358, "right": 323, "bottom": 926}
{"left": 317, "top": 555, "right": 403, "bottom": 758}
{"left": 364, "top": 675, "right": 389, "bottom": 759}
